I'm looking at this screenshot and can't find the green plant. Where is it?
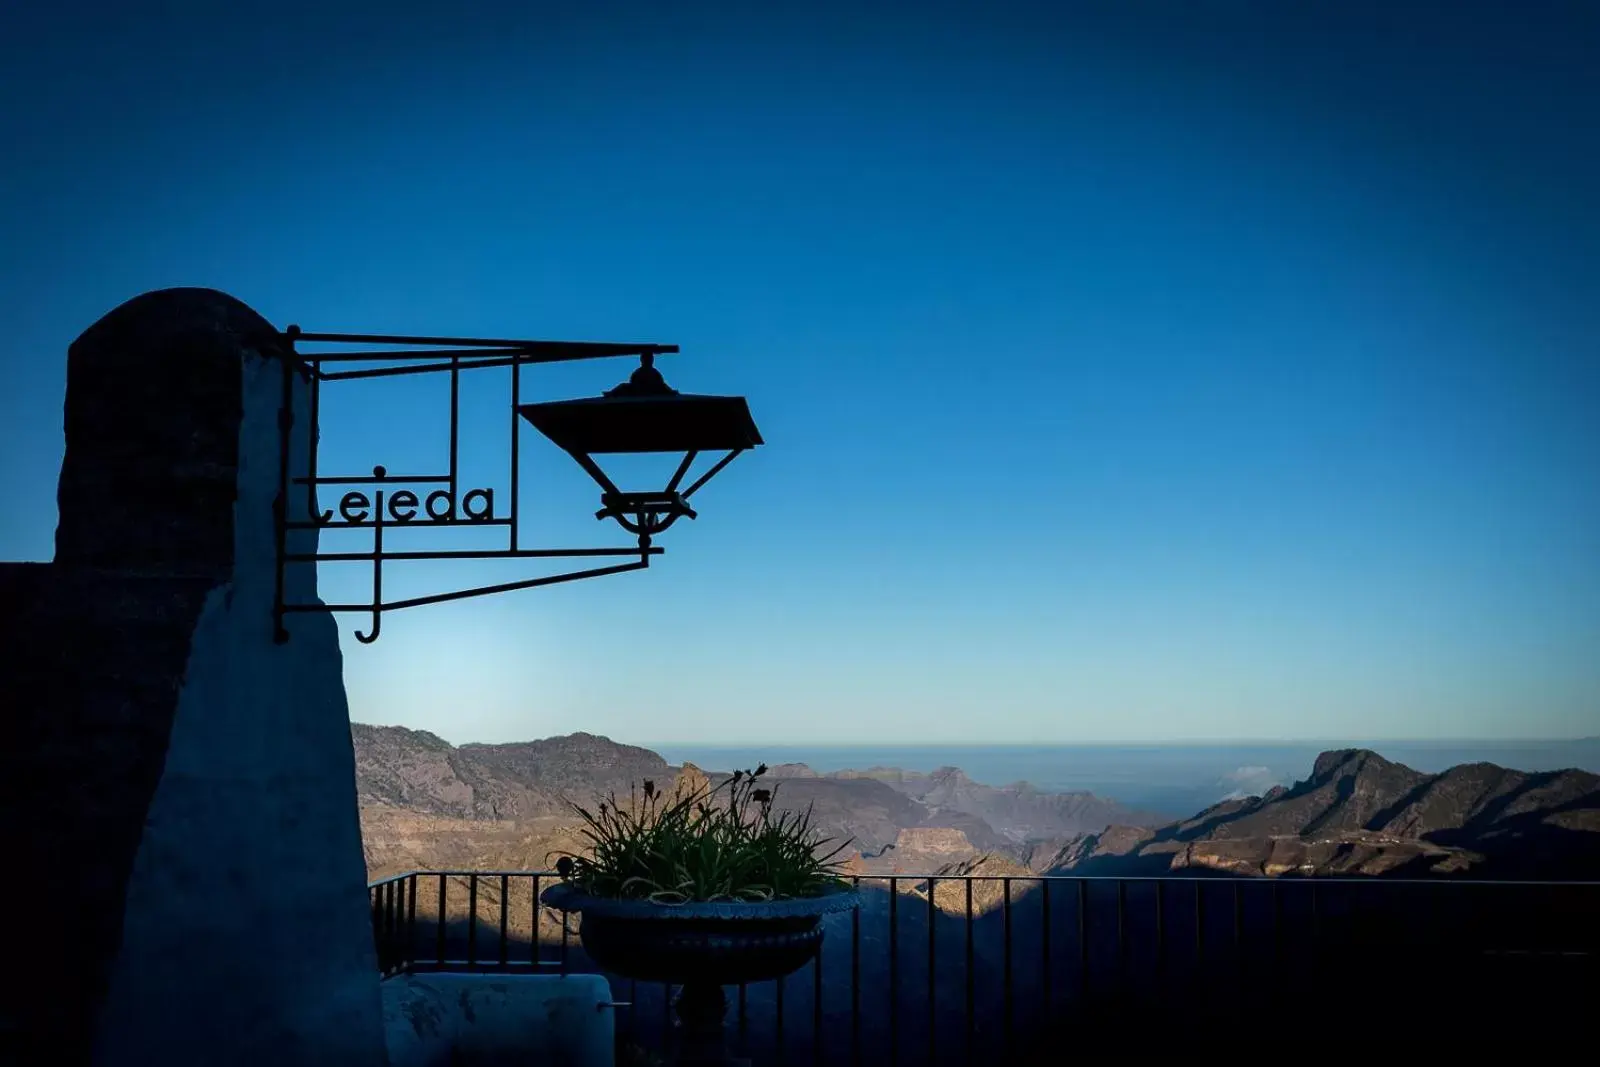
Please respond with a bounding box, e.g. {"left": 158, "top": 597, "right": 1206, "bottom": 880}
{"left": 551, "top": 764, "right": 852, "bottom": 903}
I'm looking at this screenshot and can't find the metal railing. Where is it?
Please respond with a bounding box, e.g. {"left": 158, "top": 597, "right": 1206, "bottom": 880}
{"left": 369, "top": 870, "right": 1600, "bottom": 1064}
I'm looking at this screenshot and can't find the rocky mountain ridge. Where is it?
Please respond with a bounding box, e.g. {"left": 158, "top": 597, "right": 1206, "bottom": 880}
{"left": 353, "top": 724, "right": 671, "bottom": 821}
{"left": 1036, "top": 747, "right": 1600, "bottom": 879}
{"left": 353, "top": 726, "right": 1600, "bottom": 882}
{"left": 352, "top": 725, "right": 1152, "bottom": 878}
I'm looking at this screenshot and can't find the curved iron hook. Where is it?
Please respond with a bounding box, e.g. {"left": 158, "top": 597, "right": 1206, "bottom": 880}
{"left": 355, "top": 608, "right": 382, "bottom": 644}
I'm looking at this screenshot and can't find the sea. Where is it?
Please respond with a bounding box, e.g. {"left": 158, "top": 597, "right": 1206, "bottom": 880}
{"left": 645, "top": 739, "right": 1600, "bottom": 820}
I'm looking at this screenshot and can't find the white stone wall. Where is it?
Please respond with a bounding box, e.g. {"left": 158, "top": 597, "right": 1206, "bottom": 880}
{"left": 94, "top": 340, "right": 387, "bottom": 1065}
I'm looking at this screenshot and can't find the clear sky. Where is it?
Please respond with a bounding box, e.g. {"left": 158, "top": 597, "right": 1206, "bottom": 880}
{"left": 2, "top": 2, "right": 1596, "bottom": 745}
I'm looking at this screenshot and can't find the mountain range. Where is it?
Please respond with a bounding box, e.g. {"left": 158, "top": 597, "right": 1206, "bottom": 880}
{"left": 1038, "top": 746, "right": 1600, "bottom": 879}
{"left": 353, "top": 725, "right": 1600, "bottom": 883}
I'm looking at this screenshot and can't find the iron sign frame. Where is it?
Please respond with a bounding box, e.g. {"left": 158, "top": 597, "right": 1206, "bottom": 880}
{"left": 271, "top": 327, "right": 742, "bottom": 644}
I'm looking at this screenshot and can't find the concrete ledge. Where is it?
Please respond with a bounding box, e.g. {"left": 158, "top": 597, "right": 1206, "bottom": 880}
{"left": 383, "top": 973, "right": 614, "bottom": 1067}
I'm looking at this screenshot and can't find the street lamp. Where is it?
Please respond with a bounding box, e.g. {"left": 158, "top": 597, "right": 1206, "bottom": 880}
{"left": 518, "top": 353, "right": 763, "bottom": 549}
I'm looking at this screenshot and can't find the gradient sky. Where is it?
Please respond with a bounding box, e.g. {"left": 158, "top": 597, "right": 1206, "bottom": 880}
{"left": 2, "top": 2, "right": 1596, "bottom": 745}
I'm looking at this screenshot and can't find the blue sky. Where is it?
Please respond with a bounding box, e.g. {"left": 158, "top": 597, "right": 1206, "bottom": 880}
{"left": 2, "top": 2, "right": 1596, "bottom": 744}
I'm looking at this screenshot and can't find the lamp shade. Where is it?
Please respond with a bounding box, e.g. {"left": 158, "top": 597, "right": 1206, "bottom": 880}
{"left": 517, "top": 391, "right": 763, "bottom": 454}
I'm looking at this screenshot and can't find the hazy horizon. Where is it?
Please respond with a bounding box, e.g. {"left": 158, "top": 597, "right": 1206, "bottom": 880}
{"left": 5, "top": 3, "right": 1597, "bottom": 746}
{"left": 353, "top": 716, "right": 1599, "bottom": 749}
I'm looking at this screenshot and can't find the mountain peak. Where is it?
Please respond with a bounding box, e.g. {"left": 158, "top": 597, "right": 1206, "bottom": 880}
{"left": 1310, "top": 747, "right": 1397, "bottom": 782}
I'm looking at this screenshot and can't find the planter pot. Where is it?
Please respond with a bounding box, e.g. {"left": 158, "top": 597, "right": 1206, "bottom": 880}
{"left": 541, "top": 882, "right": 859, "bottom": 1066}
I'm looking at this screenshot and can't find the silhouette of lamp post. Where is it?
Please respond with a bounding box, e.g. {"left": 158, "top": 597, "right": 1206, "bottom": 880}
{"left": 518, "top": 353, "right": 764, "bottom": 552}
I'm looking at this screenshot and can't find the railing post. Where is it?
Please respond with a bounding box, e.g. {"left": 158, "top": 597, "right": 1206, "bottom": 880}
{"left": 1041, "top": 879, "right": 1052, "bottom": 1022}
{"left": 436, "top": 873, "right": 448, "bottom": 965}
{"left": 388, "top": 882, "right": 396, "bottom": 973}
{"left": 1078, "top": 879, "right": 1090, "bottom": 1008}
{"left": 1154, "top": 879, "right": 1166, "bottom": 998}
{"left": 369, "top": 886, "right": 382, "bottom": 973}
{"left": 407, "top": 874, "right": 418, "bottom": 971}
{"left": 851, "top": 877, "right": 861, "bottom": 1067}
{"left": 1116, "top": 880, "right": 1127, "bottom": 995}
{"left": 466, "top": 874, "right": 479, "bottom": 968}
{"left": 1233, "top": 880, "right": 1245, "bottom": 993}
{"left": 498, "top": 873, "right": 510, "bottom": 967}
{"left": 530, "top": 874, "right": 541, "bottom": 965}
{"left": 965, "top": 879, "right": 974, "bottom": 1066}
{"left": 888, "top": 877, "right": 899, "bottom": 1067}
{"left": 1003, "top": 878, "right": 1014, "bottom": 1056}
{"left": 926, "top": 877, "right": 936, "bottom": 1067}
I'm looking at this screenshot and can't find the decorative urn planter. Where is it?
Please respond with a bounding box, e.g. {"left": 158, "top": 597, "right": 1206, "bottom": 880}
{"left": 542, "top": 881, "right": 860, "bottom": 1066}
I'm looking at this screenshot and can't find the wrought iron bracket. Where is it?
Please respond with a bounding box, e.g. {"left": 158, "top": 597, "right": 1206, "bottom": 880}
{"left": 271, "top": 328, "right": 680, "bottom": 644}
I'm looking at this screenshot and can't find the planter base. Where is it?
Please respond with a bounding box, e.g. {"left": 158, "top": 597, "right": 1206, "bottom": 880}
{"left": 537, "top": 883, "right": 860, "bottom": 1066}
{"left": 672, "top": 983, "right": 748, "bottom": 1067}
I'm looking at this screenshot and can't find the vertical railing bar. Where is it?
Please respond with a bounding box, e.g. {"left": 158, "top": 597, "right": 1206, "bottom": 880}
{"left": 851, "top": 876, "right": 862, "bottom": 1067}
{"left": 531, "top": 875, "right": 541, "bottom": 965}
{"left": 1270, "top": 879, "right": 1282, "bottom": 994}
{"left": 1233, "top": 879, "right": 1244, "bottom": 992}
{"left": 1041, "top": 879, "right": 1052, "bottom": 1018}
{"left": 1309, "top": 881, "right": 1319, "bottom": 998}
{"left": 376, "top": 881, "right": 386, "bottom": 974}
{"left": 379, "top": 884, "right": 390, "bottom": 974}
{"left": 1003, "top": 878, "right": 1014, "bottom": 1056}
{"left": 927, "top": 877, "right": 937, "bottom": 1067}
{"left": 392, "top": 881, "right": 401, "bottom": 974}
{"left": 965, "top": 879, "right": 975, "bottom": 1067}
{"left": 393, "top": 880, "right": 403, "bottom": 974}
{"left": 436, "top": 873, "right": 447, "bottom": 964}
{"left": 1077, "top": 879, "right": 1090, "bottom": 1006}
{"left": 889, "top": 877, "right": 899, "bottom": 1067}
{"left": 467, "top": 874, "right": 479, "bottom": 967}
{"left": 387, "top": 881, "right": 399, "bottom": 973}
{"left": 498, "top": 873, "right": 510, "bottom": 967}
{"left": 395, "top": 880, "right": 405, "bottom": 971}
{"left": 1194, "top": 880, "right": 1206, "bottom": 1009}
{"left": 1117, "top": 880, "right": 1130, "bottom": 995}
{"left": 408, "top": 874, "right": 419, "bottom": 972}
{"left": 369, "top": 885, "right": 381, "bottom": 973}
{"left": 376, "top": 880, "right": 386, "bottom": 970}
{"left": 374, "top": 882, "right": 386, "bottom": 974}
{"left": 1154, "top": 878, "right": 1166, "bottom": 996}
